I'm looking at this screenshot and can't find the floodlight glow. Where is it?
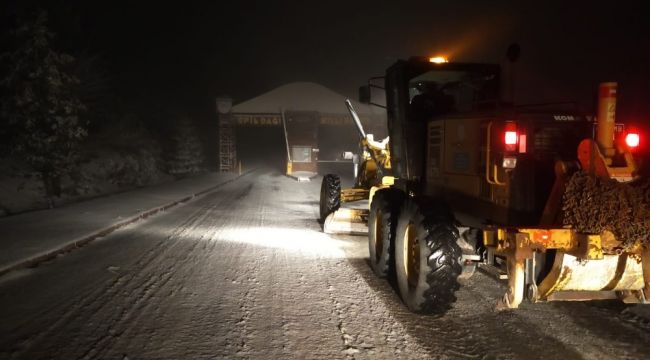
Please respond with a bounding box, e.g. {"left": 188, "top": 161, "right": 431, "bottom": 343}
{"left": 217, "top": 226, "right": 348, "bottom": 258}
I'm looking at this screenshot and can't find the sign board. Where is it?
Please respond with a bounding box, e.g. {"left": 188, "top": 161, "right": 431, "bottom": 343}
{"left": 232, "top": 112, "right": 375, "bottom": 128}
{"left": 234, "top": 114, "right": 282, "bottom": 127}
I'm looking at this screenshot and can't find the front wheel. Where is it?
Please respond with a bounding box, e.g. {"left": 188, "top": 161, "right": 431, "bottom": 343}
{"left": 394, "top": 199, "right": 462, "bottom": 314}
{"left": 368, "top": 190, "right": 403, "bottom": 278}
{"left": 319, "top": 174, "right": 341, "bottom": 223}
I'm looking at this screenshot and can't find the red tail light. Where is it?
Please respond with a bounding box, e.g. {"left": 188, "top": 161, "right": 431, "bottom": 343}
{"left": 504, "top": 122, "right": 518, "bottom": 152}
{"left": 505, "top": 131, "right": 518, "bottom": 145}
{"left": 625, "top": 133, "right": 640, "bottom": 148}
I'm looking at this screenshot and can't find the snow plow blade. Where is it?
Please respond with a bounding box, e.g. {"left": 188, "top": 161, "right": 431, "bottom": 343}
{"left": 323, "top": 208, "right": 368, "bottom": 235}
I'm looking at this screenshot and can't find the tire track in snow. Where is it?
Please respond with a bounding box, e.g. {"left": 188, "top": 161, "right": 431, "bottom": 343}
{"left": 105, "top": 188, "right": 257, "bottom": 358}
{"left": 95, "top": 182, "right": 261, "bottom": 359}
{"left": 235, "top": 174, "right": 351, "bottom": 359}
{"left": 230, "top": 173, "right": 295, "bottom": 359}
{"left": 314, "top": 256, "right": 433, "bottom": 359}
{"left": 66, "top": 199, "right": 225, "bottom": 359}
{"left": 292, "top": 178, "right": 429, "bottom": 359}
{"left": 7, "top": 181, "right": 244, "bottom": 359}
{"left": 7, "top": 205, "right": 204, "bottom": 358}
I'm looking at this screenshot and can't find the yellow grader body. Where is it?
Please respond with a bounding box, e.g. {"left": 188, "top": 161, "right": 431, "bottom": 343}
{"left": 473, "top": 82, "right": 648, "bottom": 308}
{"left": 485, "top": 227, "right": 648, "bottom": 307}
{"left": 319, "top": 55, "right": 649, "bottom": 313}
{"left": 320, "top": 100, "right": 392, "bottom": 235}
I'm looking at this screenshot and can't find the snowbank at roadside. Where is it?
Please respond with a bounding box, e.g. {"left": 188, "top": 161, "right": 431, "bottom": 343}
{"left": 0, "top": 150, "right": 174, "bottom": 217}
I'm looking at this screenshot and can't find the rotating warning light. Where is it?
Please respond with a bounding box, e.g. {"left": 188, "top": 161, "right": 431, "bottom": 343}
{"left": 429, "top": 56, "right": 448, "bottom": 64}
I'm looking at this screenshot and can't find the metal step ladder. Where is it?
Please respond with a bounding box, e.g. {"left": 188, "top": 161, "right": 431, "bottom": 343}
{"left": 219, "top": 116, "right": 236, "bottom": 172}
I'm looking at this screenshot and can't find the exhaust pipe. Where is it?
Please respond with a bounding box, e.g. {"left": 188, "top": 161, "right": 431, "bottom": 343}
{"left": 597, "top": 82, "right": 617, "bottom": 158}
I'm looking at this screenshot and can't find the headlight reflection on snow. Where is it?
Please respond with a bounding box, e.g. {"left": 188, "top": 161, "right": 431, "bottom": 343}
{"left": 217, "top": 227, "right": 348, "bottom": 258}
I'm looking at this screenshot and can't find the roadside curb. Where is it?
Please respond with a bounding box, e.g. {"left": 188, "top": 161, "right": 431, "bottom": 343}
{"left": 0, "top": 170, "right": 254, "bottom": 277}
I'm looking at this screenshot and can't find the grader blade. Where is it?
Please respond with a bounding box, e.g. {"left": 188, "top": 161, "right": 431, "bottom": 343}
{"left": 323, "top": 208, "right": 368, "bottom": 235}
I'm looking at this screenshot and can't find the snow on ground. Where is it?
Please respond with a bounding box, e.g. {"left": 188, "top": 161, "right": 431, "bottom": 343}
{"left": 0, "top": 171, "right": 236, "bottom": 273}
{"left": 1, "top": 168, "right": 650, "bottom": 359}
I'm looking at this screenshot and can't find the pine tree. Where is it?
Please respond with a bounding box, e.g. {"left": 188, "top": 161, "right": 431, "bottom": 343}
{"left": 0, "top": 9, "right": 86, "bottom": 206}
{"left": 167, "top": 116, "right": 204, "bottom": 177}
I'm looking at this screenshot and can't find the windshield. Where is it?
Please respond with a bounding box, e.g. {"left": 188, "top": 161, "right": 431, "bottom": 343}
{"left": 408, "top": 69, "right": 499, "bottom": 117}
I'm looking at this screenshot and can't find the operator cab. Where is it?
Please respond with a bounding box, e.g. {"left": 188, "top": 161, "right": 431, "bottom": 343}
{"left": 383, "top": 58, "right": 502, "bottom": 188}
{"left": 382, "top": 57, "right": 601, "bottom": 227}
{"left": 408, "top": 64, "right": 500, "bottom": 118}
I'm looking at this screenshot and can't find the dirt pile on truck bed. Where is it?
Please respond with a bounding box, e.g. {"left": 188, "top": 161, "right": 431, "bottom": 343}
{"left": 562, "top": 171, "right": 650, "bottom": 252}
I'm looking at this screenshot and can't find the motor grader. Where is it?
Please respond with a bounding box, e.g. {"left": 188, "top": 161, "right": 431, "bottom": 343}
{"left": 319, "top": 55, "right": 649, "bottom": 314}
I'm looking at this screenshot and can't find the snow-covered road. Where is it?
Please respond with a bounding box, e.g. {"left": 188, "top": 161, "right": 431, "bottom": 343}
{"left": 2, "top": 169, "right": 650, "bottom": 359}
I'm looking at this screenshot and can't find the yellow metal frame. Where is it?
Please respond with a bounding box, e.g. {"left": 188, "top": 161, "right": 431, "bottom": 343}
{"left": 485, "top": 122, "right": 507, "bottom": 186}
{"left": 479, "top": 84, "right": 647, "bottom": 308}
{"left": 286, "top": 160, "right": 292, "bottom": 176}
{"left": 368, "top": 176, "right": 395, "bottom": 209}
{"left": 360, "top": 137, "right": 392, "bottom": 172}
{"left": 485, "top": 227, "right": 649, "bottom": 308}
{"left": 340, "top": 188, "right": 369, "bottom": 203}
{"left": 355, "top": 136, "right": 393, "bottom": 190}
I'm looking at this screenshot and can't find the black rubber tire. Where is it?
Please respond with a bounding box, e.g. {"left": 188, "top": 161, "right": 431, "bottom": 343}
{"left": 368, "top": 190, "right": 404, "bottom": 278}
{"left": 394, "top": 198, "right": 462, "bottom": 314}
{"left": 319, "top": 174, "right": 341, "bottom": 223}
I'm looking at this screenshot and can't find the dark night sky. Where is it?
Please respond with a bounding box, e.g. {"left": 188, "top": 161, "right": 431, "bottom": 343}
{"left": 4, "top": 1, "right": 650, "bottom": 123}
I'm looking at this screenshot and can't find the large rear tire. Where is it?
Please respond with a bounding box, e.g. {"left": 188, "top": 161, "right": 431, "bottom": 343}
{"left": 368, "top": 190, "right": 404, "bottom": 278}
{"left": 319, "top": 174, "right": 341, "bottom": 223}
{"left": 394, "top": 198, "right": 462, "bottom": 314}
